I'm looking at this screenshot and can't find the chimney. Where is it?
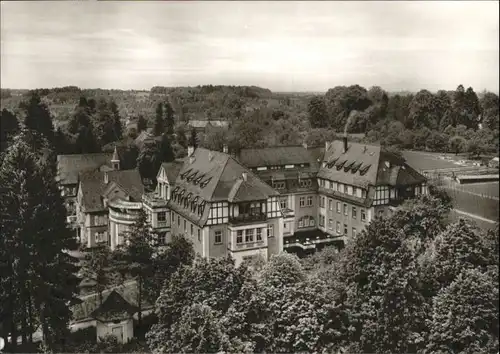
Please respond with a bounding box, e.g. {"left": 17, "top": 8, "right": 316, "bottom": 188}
{"left": 325, "top": 141, "right": 330, "bottom": 152}
{"left": 343, "top": 134, "right": 348, "bottom": 153}
{"left": 223, "top": 144, "right": 228, "bottom": 154}
{"left": 242, "top": 171, "right": 248, "bottom": 181}
{"left": 302, "top": 142, "right": 308, "bottom": 150}
{"left": 104, "top": 171, "right": 109, "bottom": 184}
{"left": 187, "top": 145, "right": 195, "bottom": 157}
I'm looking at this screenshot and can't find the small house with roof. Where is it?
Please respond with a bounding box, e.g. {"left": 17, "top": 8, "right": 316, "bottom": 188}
{"left": 90, "top": 290, "right": 138, "bottom": 344}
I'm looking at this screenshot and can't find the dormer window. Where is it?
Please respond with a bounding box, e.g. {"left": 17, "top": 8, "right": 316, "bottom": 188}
{"left": 336, "top": 160, "right": 346, "bottom": 170}
{"left": 351, "top": 162, "right": 362, "bottom": 173}
{"left": 193, "top": 174, "right": 205, "bottom": 185}
{"left": 198, "top": 200, "right": 206, "bottom": 215}
{"left": 180, "top": 169, "right": 193, "bottom": 180}
{"left": 327, "top": 157, "right": 339, "bottom": 168}
{"left": 186, "top": 171, "right": 198, "bottom": 182}
{"left": 359, "top": 164, "right": 371, "bottom": 175}
{"left": 200, "top": 177, "right": 212, "bottom": 189}
{"left": 344, "top": 161, "right": 355, "bottom": 172}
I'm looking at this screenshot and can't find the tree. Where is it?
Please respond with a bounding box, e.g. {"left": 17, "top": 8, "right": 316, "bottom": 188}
{"left": 175, "top": 125, "right": 188, "bottom": 149}
{"left": 426, "top": 269, "right": 499, "bottom": 353}
{"left": 480, "top": 92, "right": 499, "bottom": 131}
{"left": 407, "top": 90, "right": 440, "bottom": 130}
{"left": 21, "top": 92, "right": 55, "bottom": 150}
{"left": 74, "top": 125, "right": 100, "bottom": 154}
{"left": 108, "top": 100, "right": 123, "bottom": 141}
{"left": 137, "top": 115, "right": 148, "bottom": 133}
{"left": 137, "top": 142, "right": 161, "bottom": 182}
{"left": 307, "top": 96, "right": 328, "bottom": 128}
{"left": 158, "top": 134, "right": 175, "bottom": 164}
{"left": 463, "top": 87, "right": 481, "bottom": 129}
{"left": 335, "top": 218, "right": 428, "bottom": 353}
{"left": 325, "top": 85, "right": 371, "bottom": 130}
{"left": 164, "top": 102, "right": 175, "bottom": 136}
{"left": 421, "top": 219, "right": 491, "bottom": 298}
{"left": 153, "top": 102, "right": 164, "bottom": 136}
{"left": 448, "top": 135, "right": 467, "bottom": 155}
{"left": 144, "top": 234, "right": 195, "bottom": 303}
{"left": 0, "top": 132, "right": 80, "bottom": 350}
{"left": 80, "top": 245, "right": 113, "bottom": 306}
{"left": 113, "top": 210, "right": 154, "bottom": 327}
{"left": 189, "top": 127, "right": 198, "bottom": 148}
{"left": 0, "top": 108, "right": 19, "bottom": 153}
{"left": 146, "top": 257, "right": 249, "bottom": 353}
{"left": 426, "top": 131, "right": 448, "bottom": 152}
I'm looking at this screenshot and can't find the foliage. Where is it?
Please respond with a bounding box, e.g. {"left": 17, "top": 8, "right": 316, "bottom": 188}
{"left": 426, "top": 268, "right": 499, "bottom": 353}
{"left": 80, "top": 245, "right": 114, "bottom": 306}
{"left": 21, "top": 92, "right": 56, "bottom": 150}
{"left": 0, "top": 132, "right": 80, "bottom": 350}
{"left": 307, "top": 96, "right": 328, "bottom": 128}
{"left": 0, "top": 108, "right": 19, "bottom": 153}
{"left": 448, "top": 135, "right": 467, "bottom": 155}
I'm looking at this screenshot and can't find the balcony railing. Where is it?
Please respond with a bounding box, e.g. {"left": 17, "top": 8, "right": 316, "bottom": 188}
{"left": 228, "top": 240, "right": 266, "bottom": 251}
{"left": 154, "top": 221, "right": 169, "bottom": 229}
{"left": 142, "top": 192, "right": 168, "bottom": 208}
{"left": 228, "top": 213, "right": 266, "bottom": 225}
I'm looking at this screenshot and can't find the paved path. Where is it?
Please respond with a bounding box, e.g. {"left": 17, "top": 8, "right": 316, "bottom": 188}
{"left": 453, "top": 209, "right": 497, "bottom": 224}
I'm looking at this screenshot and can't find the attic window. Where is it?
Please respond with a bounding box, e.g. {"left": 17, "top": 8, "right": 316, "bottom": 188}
{"left": 199, "top": 177, "right": 212, "bottom": 189}
{"left": 327, "top": 157, "right": 339, "bottom": 169}
{"left": 344, "top": 161, "right": 355, "bottom": 172}
{"left": 186, "top": 171, "right": 198, "bottom": 182}
{"left": 198, "top": 200, "right": 206, "bottom": 215}
{"left": 180, "top": 169, "right": 193, "bottom": 180}
{"left": 336, "top": 160, "right": 346, "bottom": 170}
{"left": 359, "top": 164, "right": 371, "bottom": 175}
{"left": 193, "top": 174, "right": 205, "bottom": 185}
{"left": 191, "top": 196, "right": 199, "bottom": 212}
{"left": 351, "top": 162, "right": 363, "bottom": 173}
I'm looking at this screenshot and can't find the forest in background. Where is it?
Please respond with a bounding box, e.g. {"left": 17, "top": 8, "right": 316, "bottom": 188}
{"left": 1, "top": 84, "right": 499, "bottom": 169}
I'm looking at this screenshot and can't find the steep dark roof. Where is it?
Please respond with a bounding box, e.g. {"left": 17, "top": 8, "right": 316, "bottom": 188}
{"left": 318, "top": 140, "right": 426, "bottom": 188}
{"left": 90, "top": 290, "right": 138, "bottom": 322}
{"left": 238, "top": 146, "right": 321, "bottom": 168}
{"left": 134, "top": 130, "right": 161, "bottom": 149}
{"left": 57, "top": 153, "right": 113, "bottom": 185}
{"left": 79, "top": 169, "right": 144, "bottom": 212}
{"left": 170, "top": 148, "right": 279, "bottom": 226}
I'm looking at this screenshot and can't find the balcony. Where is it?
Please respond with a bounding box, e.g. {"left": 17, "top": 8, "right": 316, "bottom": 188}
{"left": 154, "top": 221, "right": 169, "bottom": 229}
{"left": 228, "top": 213, "right": 266, "bottom": 225}
{"left": 142, "top": 192, "right": 168, "bottom": 208}
{"left": 228, "top": 240, "right": 266, "bottom": 252}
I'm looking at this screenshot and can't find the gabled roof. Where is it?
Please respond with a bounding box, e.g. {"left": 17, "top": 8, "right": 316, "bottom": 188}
{"left": 317, "top": 141, "right": 381, "bottom": 188}
{"left": 158, "top": 161, "right": 184, "bottom": 184}
{"left": 90, "top": 290, "right": 138, "bottom": 322}
{"left": 171, "top": 148, "right": 279, "bottom": 226}
{"left": 79, "top": 169, "right": 144, "bottom": 212}
{"left": 318, "top": 140, "right": 426, "bottom": 188}
{"left": 57, "top": 153, "right": 113, "bottom": 185}
{"left": 238, "top": 146, "right": 322, "bottom": 169}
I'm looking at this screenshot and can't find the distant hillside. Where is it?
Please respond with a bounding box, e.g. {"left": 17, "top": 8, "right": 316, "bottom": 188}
{"left": 0, "top": 85, "right": 309, "bottom": 124}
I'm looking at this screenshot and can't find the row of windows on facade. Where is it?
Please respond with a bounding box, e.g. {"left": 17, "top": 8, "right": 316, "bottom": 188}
{"left": 235, "top": 225, "right": 274, "bottom": 244}
{"left": 272, "top": 178, "right": 312, "bottom": 190}
{"left": 318, "top": 178, "right": 367, "bottom": 199}
{"left": 319, "top": 197, "right": 367, "bottom": 221}
{"left": 318, "top": 217, "right": 359, "bottom": 238}
{"left": 255, "top": 163, "right": 310, "bottom": 172}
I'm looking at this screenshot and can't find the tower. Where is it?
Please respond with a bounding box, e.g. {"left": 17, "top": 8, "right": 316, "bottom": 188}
{"left": 111, "top": 146, "right": 120, "bottom": 171}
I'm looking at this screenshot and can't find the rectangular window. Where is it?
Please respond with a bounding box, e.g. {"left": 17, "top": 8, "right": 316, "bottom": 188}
{"left": 336, "top": 221, "right": 340, "bottom": 234}
{"left": 309, "top": 217, "right": 315, "bottom": 227}
{"left": 177, "top": 215, "right": 180, "bottom": 226}
{"left": 280, "top": 198, "right": 287, "bottom": 210}
{"left": 353, "top": 186, "right": 357, "bottom": 196}
{"left": 184, "top": 220, "right": 187, "bottom": 232}
{"left": 361, "top": 209, "right": 366, "bottom": 222}
{"left": 329, "top": 199, "right": 333, "bottom": 211}
{"left": 329, "top": 181, "right": 334, "bottom": 189}
{"left": 328, "top": 219, "right": 333, "bottom": 230}
{"left": 337, "top": 183, "right": 341, "bottom": 192}
{"left": 307, "top": 196, "right": 313, "bottom": 206}
{"left": 171, "top": 212, "right": 175, "bottom": 222}
{"left": 362, "top": 189, "right": 367, "bottom": 198}
{"left": 267, "top": 224, "right": 274, "bottom": 237}
{"left": 319, "top": 215, "right": 325, "bottom": 227}
{"left": 352, "top": 207, "right": 357, "bottom": 219}
{"left": 95, "top": 232, "right": 104, "bottom": 243}
{"left": 343, "top": 203, "right": 348, "bottom": 216}
{"left": 320, "top": 196, "right": 325, "bottom": 208}
{"left": 236, "top": 230, "right": 243, "bottom": 244}
{"left": 190, "top": 224, "right": 194, "bottom": 236}
{"left": 197, "top": 229, "right": 201, "bottom": 241}
{"left": 344, "top": 224, "right": 348, "bottom": 235}
{"left": 333, "top": 182, "right": 337, "bottom": 191}
{"left": 158, "top": 212, "right": 166, "bottom": 222}
{"left": 256, "top": 228, "right": 262, "bottom": 241}
{"left": 352, "top": 227, "right": 357, "bottom": 238}
{"left": 336, "top": 202, "right": 341, "bottom": 213}
{"left": 245, "top": 229, "right": 254, "bottom": 243}
{"left": 299, "top": 197, "right": 305, "bottom": 207}
{"left": 215, "top": 230, "right": 222, "bottom": 244}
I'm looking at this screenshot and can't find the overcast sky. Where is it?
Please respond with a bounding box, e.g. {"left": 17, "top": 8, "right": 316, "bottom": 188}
{"left": 1, "top": 1, "right": 498, "bottom": 92}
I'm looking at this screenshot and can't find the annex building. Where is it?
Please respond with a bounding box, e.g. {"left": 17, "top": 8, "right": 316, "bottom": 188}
{"left": 56, "top": 137, "right": 427, "bottom": 262}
